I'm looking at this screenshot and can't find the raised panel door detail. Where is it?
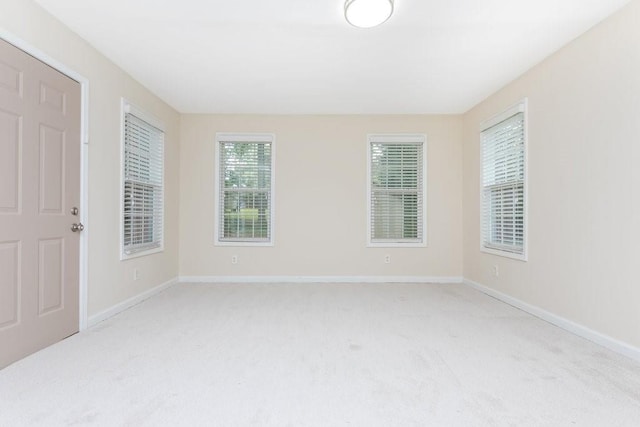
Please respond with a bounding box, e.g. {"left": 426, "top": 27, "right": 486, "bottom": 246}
{"left": 39, "top": 125, "right": 65, "bottom": 215}
{"left": 0, "top": 109, "right": 22, "bottom": 213}
{"left": 38, "top": 238, "right": 64, "bottom": 316}
{"left": 39, "top": 82, "right": 66, "bottom": 114}
{"left": 0, "top": 241, "right": 21, "bottom": 329}
{"left": 1, "top": 38, "right": 80, "bottom": 368}
{"left": 0, "top": 60, "right": 22, "bottom": 96}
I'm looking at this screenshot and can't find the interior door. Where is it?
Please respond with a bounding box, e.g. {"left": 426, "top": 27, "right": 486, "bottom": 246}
{"left": 0, "top": 38, "right": 81, "bottom": 368}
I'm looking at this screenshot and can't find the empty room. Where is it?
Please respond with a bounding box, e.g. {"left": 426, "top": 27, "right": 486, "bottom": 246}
{"left": 1, "top": 0, "right": 640, "bottom": 425}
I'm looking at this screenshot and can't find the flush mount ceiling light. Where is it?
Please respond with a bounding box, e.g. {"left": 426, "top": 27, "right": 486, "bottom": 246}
{"left": 345, "top": 0, "right": 394, "bottom": 28}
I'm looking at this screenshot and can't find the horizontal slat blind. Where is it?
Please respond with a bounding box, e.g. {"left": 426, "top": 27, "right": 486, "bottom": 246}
{"left": 370, "top": 141, "right": 423, "bottom": 243}
{"left": 219, "top": 140, "right": 272, "bottom": 242}
{"left": 123, "top": 112, "right": 164, "bottom": 255}
{"left": 481, "top": 111, "right": 525, "bottom": 254}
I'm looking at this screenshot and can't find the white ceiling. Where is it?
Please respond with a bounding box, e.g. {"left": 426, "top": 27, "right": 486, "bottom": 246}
{"left": 35, "top": 0, "right": 631, "bottom": 114}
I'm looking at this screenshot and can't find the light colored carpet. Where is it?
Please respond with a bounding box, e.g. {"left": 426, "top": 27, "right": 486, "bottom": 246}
{"left": 1, "top": 282, "right": 640, "bottom": 426}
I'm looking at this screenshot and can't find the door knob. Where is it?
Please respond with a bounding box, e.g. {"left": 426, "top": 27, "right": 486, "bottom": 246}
{"left": 71, "top": 223, "right": 84, "bottom": 232}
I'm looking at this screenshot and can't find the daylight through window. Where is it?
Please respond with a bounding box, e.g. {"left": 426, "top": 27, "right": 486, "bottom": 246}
{"left": 217, "top": 135, "right": 273, "bottom": 244}
{"left": 122, "top": 102, "right": 164, "bottom": 257}
{"left": 481, "top": 102, "right": 526, "bottom": 258}
{"left": 368, "top": 135, "right": 426, "bottom": 246}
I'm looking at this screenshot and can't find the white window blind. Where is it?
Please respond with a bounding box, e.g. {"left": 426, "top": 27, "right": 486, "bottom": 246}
{"left": 368, "top": 135, "right": 425, "bottom": 245}
{"left": 217, "top": 135, "right": 273, "bottom": 244}
{"left": 122, "top": 104, "right": 164, "bottom": 256}
{"left": 481, "top": 104, "right": 526, "bottom": 256}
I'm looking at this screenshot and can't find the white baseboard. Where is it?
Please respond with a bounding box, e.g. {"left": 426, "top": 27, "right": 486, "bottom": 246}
{"left": 179, "top": 275, "right": 463, "bottom": 284}
{"left": 87, "top": 277, "right": 178, "bottom": 328}
{"left": 463, "top": 278, "right": 640, "bottom": 363}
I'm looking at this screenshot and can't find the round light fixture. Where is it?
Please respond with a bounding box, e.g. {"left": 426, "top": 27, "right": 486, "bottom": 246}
{"left": 345, "top": 0, "right": 394, "bottom": 29}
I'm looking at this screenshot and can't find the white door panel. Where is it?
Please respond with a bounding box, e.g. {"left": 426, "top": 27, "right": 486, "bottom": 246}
{"left": 0, "top": 38, "right": 81, "bottom": 368}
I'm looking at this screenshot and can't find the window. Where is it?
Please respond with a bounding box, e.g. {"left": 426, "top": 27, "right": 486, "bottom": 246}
{"left": 480, "top": 100, "right": 527, "bottom": 260}
{"left": 121, "top": 99, "right": 164, "bottom": 258}
{"left": 367, "top": 134, "right": 426, "bottom": 246}
{"left": 215, "top": 134, "right": 274, "bottom": 245}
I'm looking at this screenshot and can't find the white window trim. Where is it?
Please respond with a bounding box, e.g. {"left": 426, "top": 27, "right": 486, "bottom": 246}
{"left": 366, "top": 134, "right": 427, "bottom": 248}
{"left": 214, "top": 133, "right": 276, "bottom": 247}
{"left": 120, "top": 98, "right": 165, "bottom": 260}
{"left": 479, "top": 98, "right": 528, "bottom": 261}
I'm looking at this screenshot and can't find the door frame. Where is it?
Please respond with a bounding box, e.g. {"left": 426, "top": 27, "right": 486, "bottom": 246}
{"left": 0, "top": 28, "right": 90, "bottom": 331}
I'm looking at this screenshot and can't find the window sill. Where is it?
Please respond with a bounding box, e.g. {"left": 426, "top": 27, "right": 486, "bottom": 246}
{"left": 368, "top": 241, "right": 427, "bottom": 248}
{"left": 215, "top": 240, "right": 274, "bottom": 247}
{"left": 120, "top": 246, "right": 164, "bottom": 261}
{"left": 480, "top": 246, "right": 527, "bottom": 262}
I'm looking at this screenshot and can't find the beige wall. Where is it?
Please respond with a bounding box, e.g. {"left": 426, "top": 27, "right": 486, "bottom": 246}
{"left": 462, "top": 0, "right": 640, "bottom": 347}
{"left": 0, "top": 1, "right": 181, "bottom": 317}
{"left": 180, "top": 115, "right": 462, "bottom": 278}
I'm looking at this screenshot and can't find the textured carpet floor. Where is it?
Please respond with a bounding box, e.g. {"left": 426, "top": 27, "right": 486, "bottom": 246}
{"left": 1, "top": 282, "right": 640, "bottom": 426}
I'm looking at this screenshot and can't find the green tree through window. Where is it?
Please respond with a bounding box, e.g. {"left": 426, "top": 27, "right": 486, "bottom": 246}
{"left": 219, "top": 138, "right": 272, "bottom": 242}
{"left": 369, "top": 136, "right": 425, "bottom": 245}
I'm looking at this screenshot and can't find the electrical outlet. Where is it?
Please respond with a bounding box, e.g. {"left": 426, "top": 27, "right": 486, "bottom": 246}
{"left": 133, "top": 268, "right": 139, "bottom": 281}
{"left": 493, "top": 265, "right": 499, "bottom": 277}
{"left": 231, "top": 255, "right": 238, "bottom": 265}
{"left": 384, "top": 254, "right": 391, "bottom": 264}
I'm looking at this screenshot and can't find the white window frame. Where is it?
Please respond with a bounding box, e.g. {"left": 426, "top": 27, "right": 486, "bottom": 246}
{"left": 367, "top": 134, "right": 427, "bottom": 248}
{"left": 479, "top": 98, "right": 528, "bottom": 261}
{"left": 120, "top": 98, "right": 165, "bottom": 260}
{"left": 214, "top": 133, "right": 275, "bottom": 247}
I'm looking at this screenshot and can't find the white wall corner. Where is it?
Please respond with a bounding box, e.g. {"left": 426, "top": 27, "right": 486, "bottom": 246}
{"left": 463, "top": 278, "right": 640, "bottom": 364}
{"left": 87, "top": 277, "right": 178, "bottom": 328}
{"left": 179, "top": 276, "right": 463, "bottom": 284}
